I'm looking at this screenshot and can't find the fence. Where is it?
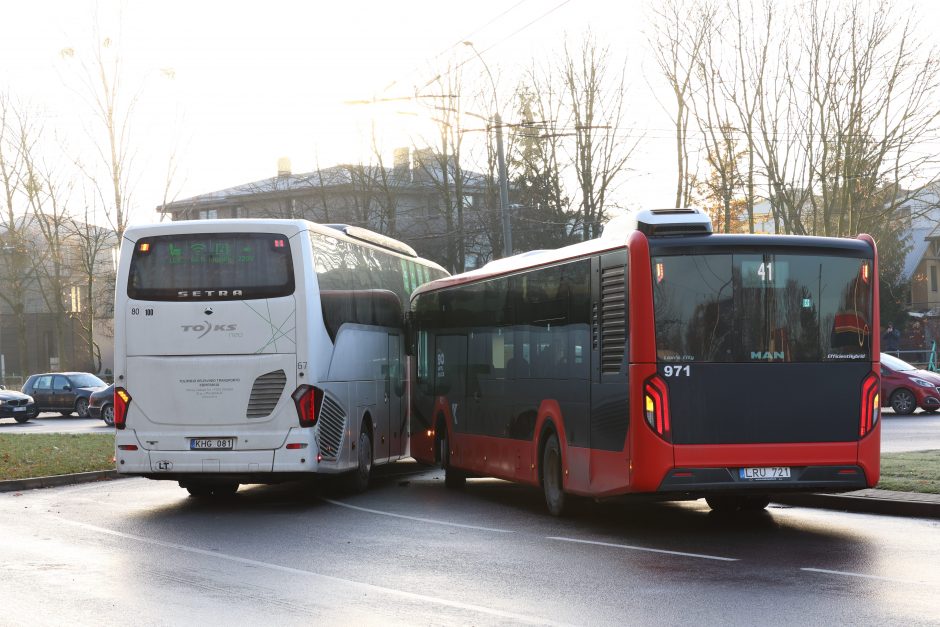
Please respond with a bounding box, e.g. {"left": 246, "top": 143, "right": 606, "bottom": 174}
{"left": 882, "top": 343, "right": 939, "bottom": 371}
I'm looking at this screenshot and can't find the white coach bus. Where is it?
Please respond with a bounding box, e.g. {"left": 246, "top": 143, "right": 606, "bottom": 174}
{"left": 113, "top": 219, "right": 447, "bottom": 497}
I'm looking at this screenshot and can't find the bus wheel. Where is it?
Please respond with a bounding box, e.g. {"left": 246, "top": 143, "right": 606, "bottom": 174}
{"left": 183, "top": 481, "right": 239, "bottom": 498}
{"left": 542, "top": 432, "right": 570, "bottom": 516}
{"left": 440, "top": 429, "right": 465, "bottom": 489}
{"left": 347, "top": 429, "right": 373, "bottom": 493}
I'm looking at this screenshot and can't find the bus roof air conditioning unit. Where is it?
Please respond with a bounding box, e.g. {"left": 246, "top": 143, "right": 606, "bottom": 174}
{"left": 606, "top": 207, "right": 713, "bottom": 238}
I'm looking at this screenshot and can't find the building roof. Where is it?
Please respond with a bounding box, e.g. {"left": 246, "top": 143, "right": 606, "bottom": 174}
{"left": 160, "top": 163, "right": 489, "bottom": 212}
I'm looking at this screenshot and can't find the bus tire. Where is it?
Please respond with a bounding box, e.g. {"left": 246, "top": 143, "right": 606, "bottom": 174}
{"left": 439, "top": 428, "right": 465, "bottom": 489}
{"left": 183, "top": 481, "right": 239, "bottom": 498}
{"left": 347, "top": 428, "right": 373, "bottom": 493}
{"left": 541, "top": 432, "right": 570, "bottom": 517}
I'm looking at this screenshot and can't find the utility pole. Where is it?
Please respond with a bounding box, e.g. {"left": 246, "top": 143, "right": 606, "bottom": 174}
{"left": 464, "top": 41, "right": 512, "bottom": 257}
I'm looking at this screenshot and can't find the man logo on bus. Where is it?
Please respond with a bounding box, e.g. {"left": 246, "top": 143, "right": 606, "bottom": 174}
{"left": 751, "top": 351, "right": 785, "bottom": 360}
{"left": 181, "top": 321, "right": 238, "bottom": 339}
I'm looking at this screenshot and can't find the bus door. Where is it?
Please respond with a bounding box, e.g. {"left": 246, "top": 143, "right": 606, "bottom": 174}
{"left": 434, "top": 334, "right": 468, "bottom": 435}
{"left": 589, "top": 252, "right": 630, "bottom": 477}
{"left": 385, "top": 333, "right": 405, "bottom": 460}
{"left": 467, "top": 329, "right": 508, "bottom": 439}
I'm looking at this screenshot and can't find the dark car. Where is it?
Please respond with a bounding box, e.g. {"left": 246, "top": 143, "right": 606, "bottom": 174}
{"left": 0, "top": 388, "right": 38, "bottom": 423}
{"left": 881, "top": 353, "right": 940, "bottom": 415}
{"left": 88, "top": 384, "right": 115, "bottom": 426}
{"left": 21, "top": 372, "right": 107, "bottom": 418}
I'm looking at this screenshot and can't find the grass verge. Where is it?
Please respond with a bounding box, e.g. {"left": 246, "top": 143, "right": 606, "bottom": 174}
{"left": 0, "top": 433, "right": 114, "bottom": 480}
{"left": 878, "top": 451, "right": 940, "bottom": 494}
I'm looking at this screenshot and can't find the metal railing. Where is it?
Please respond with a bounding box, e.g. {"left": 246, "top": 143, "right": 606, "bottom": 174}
{"left": 882, "top": 343, "right": 939, "bottom": 371}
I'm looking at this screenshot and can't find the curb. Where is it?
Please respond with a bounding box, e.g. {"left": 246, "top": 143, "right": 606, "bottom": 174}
{"left": 0, "top": 470, "right": 121, "bottom": 493}
{"left": 773, "top": 490, "right": 940, "bottom": 520}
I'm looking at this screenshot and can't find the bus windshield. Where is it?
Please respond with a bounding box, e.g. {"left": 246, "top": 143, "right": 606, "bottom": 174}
{"left": 127, "top": 233, "right": 294, "bottom": 301}
{"left": 652, "top": 252, "right": 872, "bottom": 363}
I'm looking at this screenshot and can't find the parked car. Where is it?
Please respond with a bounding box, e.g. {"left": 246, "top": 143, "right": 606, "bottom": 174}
{"left": 880, "top": 353, "right": 940, "bottom": 415}
{"left": 88, "top": 384, "right": 115, "bottom": 426}
{"left": 21, "top": 372, "right": 107, "bottom": 418}
{"left": 0, "top": 388, "right": 38, "bottom": 423}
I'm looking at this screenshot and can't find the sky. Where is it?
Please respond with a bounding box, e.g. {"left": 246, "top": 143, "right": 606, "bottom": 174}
{"left": 1, "top": 0, "right": 938, "bottom": 227}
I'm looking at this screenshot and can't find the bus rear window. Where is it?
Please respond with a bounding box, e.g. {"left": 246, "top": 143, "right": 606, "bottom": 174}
{"left": 127, "top": 233, "right": 294, "bottom": 301}
{"left": 653, "top": 253, "right": 872, "bottom": 362}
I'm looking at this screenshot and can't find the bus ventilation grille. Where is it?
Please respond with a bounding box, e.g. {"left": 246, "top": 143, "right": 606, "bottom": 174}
{"left": 317, "top": 395, "right": 346, "bottom": 460}
{"left": 246, "top": 370, "right": 287, "bottom": 418}
{"left": 600, "top": 265, "right": 626, "bottom": 375}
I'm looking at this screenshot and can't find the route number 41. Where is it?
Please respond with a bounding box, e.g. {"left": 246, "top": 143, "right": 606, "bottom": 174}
{"left": 663, "top": 365, "right": 691, "bottom": 377}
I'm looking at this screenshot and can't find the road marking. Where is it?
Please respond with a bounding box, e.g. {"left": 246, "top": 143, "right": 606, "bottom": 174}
{"left": 53, "top": 517, "right": 567, "bottom": 626}
{"left": 547, "top": 536, "right": 739, "bottom": 562}
{"left": 801, "top": 567, "right": 939, "bottom": 586}
{"left": 321, "top": 498, "right": 514, "bottom": 533}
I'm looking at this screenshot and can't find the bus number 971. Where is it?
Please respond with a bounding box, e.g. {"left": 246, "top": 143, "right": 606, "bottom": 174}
{"left": 663, "top": 365, "right": 691, "bottom": 377}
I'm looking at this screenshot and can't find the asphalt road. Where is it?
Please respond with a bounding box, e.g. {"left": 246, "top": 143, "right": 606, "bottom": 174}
{"left": 4, "top": 409, "right": 939, "bottom": 452}
{"left": 1, "top": 463, "right": 938, "bottom": 626}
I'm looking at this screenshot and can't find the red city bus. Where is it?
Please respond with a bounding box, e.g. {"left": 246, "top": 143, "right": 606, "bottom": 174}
{"left": 408, "top": 208, "right": 880, "bottom": 515}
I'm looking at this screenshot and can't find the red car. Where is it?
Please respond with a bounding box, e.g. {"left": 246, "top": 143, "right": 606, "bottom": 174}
{"left": 880, "top": 353, "right": 940, "bottom": 415}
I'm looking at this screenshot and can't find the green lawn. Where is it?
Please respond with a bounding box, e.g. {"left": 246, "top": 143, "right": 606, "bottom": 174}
{"left": 0, "top": 433, "right": 115, "bottom": 480}
{"left": 0, "top": 433, "right": 938, "bottom": 495}
{"left": 878, "top": 450, "right": 940, "bottom": 494}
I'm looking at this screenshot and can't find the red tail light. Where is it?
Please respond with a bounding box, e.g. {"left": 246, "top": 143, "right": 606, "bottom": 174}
{"left": 860, "top": 372, "right": 880, "bottom": 437}
{"left": 643, "top": 375, "right": 672, "bottom": 442}
{"left": 114, "top": 387, "right": 132, "bottom": 430}
{"left": 292, "top": 385, "right": 324, "bottom": 428}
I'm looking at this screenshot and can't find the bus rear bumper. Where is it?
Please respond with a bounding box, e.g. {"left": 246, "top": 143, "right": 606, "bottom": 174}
{"left": 656, "top": 465, "right": 868, "bottom": 494}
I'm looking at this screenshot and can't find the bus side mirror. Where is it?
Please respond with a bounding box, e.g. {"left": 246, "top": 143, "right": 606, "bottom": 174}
{"left": 404, "top": 311, "right": 416, "bottom": 356}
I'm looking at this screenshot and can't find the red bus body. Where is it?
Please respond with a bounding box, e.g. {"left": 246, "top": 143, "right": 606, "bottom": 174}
{"left": 409, "top": 222, "right": 880, "bottom": 507}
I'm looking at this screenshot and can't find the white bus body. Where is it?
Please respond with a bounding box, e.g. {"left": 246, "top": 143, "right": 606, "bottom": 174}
{"left": 113, "top": 219, "right": 446, "bottom": 494}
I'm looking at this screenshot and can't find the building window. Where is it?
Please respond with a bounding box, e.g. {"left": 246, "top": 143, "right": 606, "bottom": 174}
{"left": 931, "top": 265, "right": 937, "bottom": 293}
{"left": 197, "top": 209, "right": 218, "bottom": 220}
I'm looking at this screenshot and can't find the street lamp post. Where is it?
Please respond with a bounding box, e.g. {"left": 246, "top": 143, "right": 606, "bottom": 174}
{"left": 463, "top": 41, "right": 512, "bottom": 257}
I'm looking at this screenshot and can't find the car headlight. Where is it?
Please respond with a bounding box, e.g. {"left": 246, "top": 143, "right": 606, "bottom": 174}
{"left": 911, "top": 378, "right": 935, "bottom": 388}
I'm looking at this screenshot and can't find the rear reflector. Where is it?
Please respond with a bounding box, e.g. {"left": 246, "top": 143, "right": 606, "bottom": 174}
{"left": 118, "top": 444, "right": 138, "bottom": 451}
{"left": 286, "top": 442, "right": 308, "bottom": 450}
{"left": 114, "top": 387, "right": 132, "bottom": 430}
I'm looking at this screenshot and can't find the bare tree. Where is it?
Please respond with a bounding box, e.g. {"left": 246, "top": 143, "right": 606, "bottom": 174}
{"left": 649, "top": 0, "right": 713, "bottom": 208}
{"left": 20, "top": 123, "right": 76, "bottom": 370}
{"left": 562, "top": 33, "right": 638, "bottom": 240}
{"left": 68, "top": 195, "right": 117, "bottom": 372}
{"left": 756, "top": 0, "right": 940, "bottom": 237}
{"left": 61, "top": 19, "right": 141, "bottom": 240}
{"left": 0, "top": 94, "right": 41, "bottom": 378}
{"left": 414, "top": 68, "right": 476, "bottom": 272}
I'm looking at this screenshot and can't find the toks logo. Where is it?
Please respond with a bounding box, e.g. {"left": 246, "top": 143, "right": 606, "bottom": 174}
{"left": 181, "top": 321, "right": 238, "bottom": 339}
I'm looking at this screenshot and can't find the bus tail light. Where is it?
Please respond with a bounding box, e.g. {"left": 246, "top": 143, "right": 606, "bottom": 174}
{"left": 114, "top": 387, "right": 132, "bottom": 430}
{"left": 292, "top": 385, "right": 324, "bottom": 428}
{"left": 643, "top": 375, "right": 672, "bottom": 442}
{"left": 860, "top": 372, "right": 880, "bottom": 437}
